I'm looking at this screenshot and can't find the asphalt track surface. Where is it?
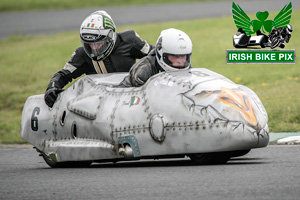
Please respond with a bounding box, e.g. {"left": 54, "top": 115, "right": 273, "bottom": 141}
{"left": 1, "top": 145, "right": 300, "bottom": 200}
{"left": 0, "top": 0, "right": 299, "bottom": 40}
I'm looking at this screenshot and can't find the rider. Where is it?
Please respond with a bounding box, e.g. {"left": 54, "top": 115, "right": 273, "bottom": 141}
{"left": 44, "top": 10, "right": 154, "bottom": 107}
{"left": 268, "top": 24, "right": 293, "bottom": 49}
{"left": 119, "top": 28, "right": 193, "bottom": 87}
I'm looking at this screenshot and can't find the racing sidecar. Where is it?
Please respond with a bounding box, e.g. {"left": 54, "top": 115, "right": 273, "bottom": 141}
{"left": 20, "top": 68, "right": 269, "bottom": 167}
{"left": 233, "top": 32, "right": 268, "bottom": 48}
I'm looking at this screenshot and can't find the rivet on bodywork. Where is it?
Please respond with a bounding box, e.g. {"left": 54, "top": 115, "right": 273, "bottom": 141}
{"left": 71, "top": 122, "right": 77, "bottom": 139}
{"left": 60, "top": 111, "right": 66, "bottom": 126}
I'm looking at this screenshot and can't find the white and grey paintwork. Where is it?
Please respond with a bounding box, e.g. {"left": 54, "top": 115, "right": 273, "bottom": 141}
{"left": 20, "top": 68, "right": 269, "bottom": 165}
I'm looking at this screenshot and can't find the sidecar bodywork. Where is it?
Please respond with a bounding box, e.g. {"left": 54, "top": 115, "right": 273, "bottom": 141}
{"left": 20, "top": 68, "right": 269, "bottom": 167}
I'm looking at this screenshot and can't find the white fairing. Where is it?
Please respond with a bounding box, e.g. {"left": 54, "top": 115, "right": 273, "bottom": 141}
{"left": 20, "top": 69, "right": 269, "bottom": 162}
{"left": 248, "top": 35, "right": 264, "bottom": 44}
{"left": 233, "top": 34, "right": 264, "bottom": 46}
{"left": 233, "top": 34, "right": 244, "bottom": 46}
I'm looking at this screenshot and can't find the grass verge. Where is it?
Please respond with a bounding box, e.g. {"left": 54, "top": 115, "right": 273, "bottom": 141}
{"left": 0, "top": 0, "right": 229, "bottom": 12}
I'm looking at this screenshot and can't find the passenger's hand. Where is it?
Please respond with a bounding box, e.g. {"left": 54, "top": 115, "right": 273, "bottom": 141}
{"left": 44, "top": 87, "right": 64, "bottom": 108}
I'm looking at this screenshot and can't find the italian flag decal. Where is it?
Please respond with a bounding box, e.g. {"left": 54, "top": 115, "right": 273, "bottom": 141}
{"left": 131, "top": 96, "right": 140, "bottom": 106}
{"left": 87, "top": 23, "right": 95, "bottom": 28}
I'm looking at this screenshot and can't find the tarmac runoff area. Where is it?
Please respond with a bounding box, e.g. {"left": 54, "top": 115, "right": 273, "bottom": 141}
{"left": 0, "top": 132, "right": 299, "bottom": 148}
{"left": 269, "top": 132, "right": 300, "bottom": 145}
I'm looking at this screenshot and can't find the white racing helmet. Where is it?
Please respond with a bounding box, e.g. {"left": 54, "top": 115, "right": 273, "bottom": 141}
{"left": 156, "top": 28, "right": 192, "bottom": 72}
{"left": 80, "top": 11, "right": 117, "bottom": 61}
{"left": 286, "top": 24, "right": 293, "bottom": 34}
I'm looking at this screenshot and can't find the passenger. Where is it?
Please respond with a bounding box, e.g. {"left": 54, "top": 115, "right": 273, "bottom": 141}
{"left": 44, "top": 10, "right": 154, "bottom": 107}
{"left": 119, "top": 28, "right": 193, "bottom": 87}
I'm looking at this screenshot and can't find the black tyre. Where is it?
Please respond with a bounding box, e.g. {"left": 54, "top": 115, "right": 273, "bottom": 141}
{"left": 188, "top": 152, "right": 232, "bottom": 165}
{"left": 230, "top": 149, "right": 251, "bottom": 157}
{"left": 270, "top": 38, "right": 280, "bottom": 49}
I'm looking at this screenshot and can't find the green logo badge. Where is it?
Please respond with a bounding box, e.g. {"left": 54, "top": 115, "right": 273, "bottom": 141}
{"left": 232, "top": 2, "right": 292, "bottom": 35}
{"left": 227, "top": 2, "right": 295, "bottom": 64}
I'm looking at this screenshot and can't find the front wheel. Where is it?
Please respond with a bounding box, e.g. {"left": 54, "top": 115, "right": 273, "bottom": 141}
{"left": 42, "top": 154, "right": 92, "bottom": 168}
{"left": 188, "top": 152, "right": 232, "bottom": 165}
{"left": 230, "top": 149, "right": 251, "bottom": 157}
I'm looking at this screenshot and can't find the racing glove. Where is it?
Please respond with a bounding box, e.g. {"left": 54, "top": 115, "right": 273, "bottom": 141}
{"left": 44, "top": 87, "right": 64, "bottom": 108}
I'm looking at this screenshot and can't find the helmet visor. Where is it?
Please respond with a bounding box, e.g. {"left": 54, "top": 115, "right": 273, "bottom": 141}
{"left": 81, "top": 29, "right": 114, "bottom": 60}
{"left": 83, "top": 37, "right": 112, "bottom": 60}
{"left": 163, "top": 53, "right": 191, "bottom": 69}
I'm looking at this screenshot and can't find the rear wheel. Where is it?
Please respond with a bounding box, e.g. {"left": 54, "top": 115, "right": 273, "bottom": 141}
{"left": 188, "top": 152, "right": 232, "bottom": 165}
{"left": 42, "top": 154, "right": 92, "bottom": 168}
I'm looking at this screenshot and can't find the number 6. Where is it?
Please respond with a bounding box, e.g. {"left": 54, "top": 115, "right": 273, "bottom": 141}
{"left": 31, "top": 107, "right": 40, "bottom": 131}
